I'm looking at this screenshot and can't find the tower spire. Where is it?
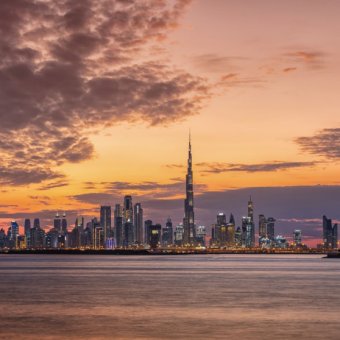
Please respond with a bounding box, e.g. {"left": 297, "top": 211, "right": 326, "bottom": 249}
{"left": 183, "top": 132, "right": 195, "bottom": 246}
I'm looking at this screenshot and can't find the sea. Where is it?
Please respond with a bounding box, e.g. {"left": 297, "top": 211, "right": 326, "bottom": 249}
{"left": 0, "top": 254, "right": 339, "bottom": 339}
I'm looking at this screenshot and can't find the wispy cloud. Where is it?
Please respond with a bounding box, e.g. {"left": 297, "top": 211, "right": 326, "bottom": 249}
{"left": 196, "top": 161, "right": 317, "bottom": 174}
{"left": 295, "top": 128, "right": 340, "bottom": 159}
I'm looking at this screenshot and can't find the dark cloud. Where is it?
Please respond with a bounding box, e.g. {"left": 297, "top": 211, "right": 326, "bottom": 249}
{"left": 295, "top": 128, "right": 340, "bottom": 160}
{"left": 196, "top": 161, "right": 317, "bottom": 174}
{"left": 37, "top": 180, "right": 69, "bottom": 191}
{"left": 0, "top": 0, "right": 208, "bottom": 186}
{"left": 75, "top": 179, "right": 207, "bottom": 202}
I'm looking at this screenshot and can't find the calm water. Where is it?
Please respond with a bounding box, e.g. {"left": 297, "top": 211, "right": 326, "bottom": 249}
{"left": 0, "top": 254, "right": 339, "bottom": 339}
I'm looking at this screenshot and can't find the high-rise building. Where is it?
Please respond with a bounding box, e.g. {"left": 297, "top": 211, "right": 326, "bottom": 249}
{"left": 162, "top": 218, "right": 173, "bottom": 246}
{"left": 100, "top": 206, "right": 112, "bottom": 246}
{"left": 174, "top": 223, "right": 184, "bottom": 246}
{"left": 54, "top": 213, "right": 62, "bottom": 233}
{"left": 183, "top": 133, "right": 196, "bottom": 245}
{"left": 9, "top": 221, "right": 19, "bottom": 249}
{"left": 134, "top": 203, "right": 143, "bottom": 244}
{"left": 259, "top": 214, "right": 266, "bottom": 243}
{"left": 213, "top": 213, "right": 235, "bottom": 247}
{"left": 195, "top": 225, "right": 206, "bottom": 246}
{"left": 147, "top": 224, "right": 162, "bottom": 249}
{"left": 245, "top": 197, "right": 255, "bottom": 248}
{"left": 242, "top": 216, "right": 254, "bottom": 248}
{"left": 124, "top": 222, "right": 134, "bottom": 247}
{"left": 248, "top": 196, "right": 254, "bottom": 223}
{"left": 46, "top": 228, "right": 59, "bottom": 248}
{"left": 123, "top": 196, "right": 133, "bottom": 224}
{"left": 144, "top": 219, "right": 153, "bottom": 246}
{"left": 33, "top": 218, "right": 40, "bottom": 229}
{"left": 258, "top": 215, "right": 275, "bottom": 247}
{"left": 24, "top": 219, "right": 31, "bottom": 248}
{"left": 114, "top": 204, "right": 123, "bottom": 247}
{"left": 123, "top": 196, "right": 134, "bottom": 246}
{"left": 293, "top": 229, "right": 302, "bottom": 246}
{"left": 61, "top": 213, "right": 67, "bottom": 234}
{"left": 266, "top": 217, "right": 275, "bottom": 241}
{"left": 323, "top": 215, "right": 338, "bottom": 249}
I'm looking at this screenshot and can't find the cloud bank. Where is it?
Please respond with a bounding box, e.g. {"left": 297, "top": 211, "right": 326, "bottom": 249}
{"left": 0, "top": 0, "right": 208, "bottom": 186}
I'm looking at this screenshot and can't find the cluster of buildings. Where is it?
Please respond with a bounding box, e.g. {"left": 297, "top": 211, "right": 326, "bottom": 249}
{"left": 0, "top": 137, "right": 338, "bottom": 251}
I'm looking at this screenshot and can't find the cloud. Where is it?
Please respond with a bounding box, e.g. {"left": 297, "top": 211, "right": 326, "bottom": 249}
{"left": 283, "top": 67, "right": 297, "bottom": 73}
{"left": 295, "top": 128, "right": 340, "bottom": 159}
{"left": 191, "top": 54, "right": 245, "bottom": 73}
{"left": 284, "top": 50, "right": 324, "bottom": 69}
{"left": 196, "top": 161, "right": 317, "bottom": 174}
{"left": 0, "top": 0, "right": 208, "bottom": 186}
{"left": 72, "top": 179, "right": 208, "bottom": 204}
{"left": 37, "top": 180, "right": 69, "bottom": 191}
{"left": 219, "top": 73, "right": 265, "bottom": 88}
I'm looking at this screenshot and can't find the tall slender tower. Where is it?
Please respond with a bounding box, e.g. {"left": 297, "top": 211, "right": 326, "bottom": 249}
{"left": 183, "top": 133, "right": 196, "bottom": 245}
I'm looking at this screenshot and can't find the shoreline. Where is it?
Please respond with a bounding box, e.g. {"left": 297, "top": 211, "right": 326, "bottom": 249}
{"left": 0, "top": 249, "right": 332, "bottom": 256}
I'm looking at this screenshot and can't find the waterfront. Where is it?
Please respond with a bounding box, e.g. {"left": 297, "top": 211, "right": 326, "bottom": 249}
{"left": 0, "top": 254, "right": 339, "bottom": 339}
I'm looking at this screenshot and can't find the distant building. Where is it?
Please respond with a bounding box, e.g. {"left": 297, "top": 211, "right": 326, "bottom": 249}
{"left": 54, "top": 213, "right": 62, "bottom": 233}
{"left": 323, "top": 215, "right": 338, "bottom": 249}
{"left": 147, "top": 224, "right": 162, "bottom": 249}
{"left": 46, "top": 228, "right": 59, "bottom": 249}
{"left": 242, "top": 216, "right": 254, "bottom": 248}
{"left": 293, "top": 229, "right": 302, "bottom": 247}
{"left": 61, "top": 213, "right": 68, "bottom": 234}
{"left": 134, "top": 203, "right": 143, "bottom": 244}
{"left": 174, "top": 223, "right": 184, "bottom": 246}
{"left": 162, "top": 218, "right": 173, "bottom": 246}
{"left": 213, "top": 213, "right": 235, "bottom": 247}
{"left": 9, "top": 221, "right": 19, "bottom": 249}
{"left": 144, "top": 219, "right": 153, "bottom": 246}
{"left": 274, "top": 235, "right": 288, "bottom": 249}
{"left": 24, "top": 219, "right": 31, "bottom": 248}
{"left": 114, "top": 204, "right": 123, "bottom": 247}
{"left": 258, "top": 215, "right": 275, "bottom": 247}
{"left": 195, "top": 225, "right": 206, "bottom": 246}
{"left": 100, "top": 206, "right": 111, "bottom": 246}
{"left": 123, "top": 196, "right": 133, "bottom": 224}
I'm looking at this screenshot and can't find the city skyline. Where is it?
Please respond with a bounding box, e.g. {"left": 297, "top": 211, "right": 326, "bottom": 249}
{"left": 0, "top": 0, "right": 339, "bottom": 246}
{"left": 0, "top": 137, "right": 338, "bottom": 250}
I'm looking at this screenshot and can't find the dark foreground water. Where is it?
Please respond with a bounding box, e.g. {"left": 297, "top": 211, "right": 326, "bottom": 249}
{"left": 0, "top": 255, "right": 339, "bottom": 340}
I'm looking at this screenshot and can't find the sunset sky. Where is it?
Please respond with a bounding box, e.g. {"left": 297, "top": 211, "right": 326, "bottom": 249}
{"left": 0, "top": 0, "right": 339, "bottom": 245}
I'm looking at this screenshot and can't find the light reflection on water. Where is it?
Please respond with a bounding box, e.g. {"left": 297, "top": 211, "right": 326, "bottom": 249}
{"left": 0, "top": 254, "right": 339, "bottom": 339}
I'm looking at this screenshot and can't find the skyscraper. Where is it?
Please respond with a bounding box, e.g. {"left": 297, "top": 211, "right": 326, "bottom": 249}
{"left": 123, "top": 196, "right": 134, "bottom": 246}
{"left": 54, "top": 213, "right": 62, "bottom": 233}
{"left": 323, "top": 215, "right": 338, "bottom": 249}
{"left": 9, "top": 221, "right": 19, "bottom": 249}
{"left": 293, "top": 229, "right": 302, "bottom": 246}
{"left": 242, "top": 197, "right": 255, "bottom": 248}
{"left": 24, "top": 219, "right": 31, "bottom": 248}
{"left": 100, "top": 205, "right": 112, "bottom": 246}
{"left": 114, "top": 204, "right": 123, "bottom": 247}
{"left": 123, "top": 196, "right": 133, "bottom": 224}
{"left": 183, "top": 133, "right": 195, "bottom": 245}
{"left": 61, "top": 213, "right": 67, "bottom": 234}
{"left": 134, "top": 203, "right": 143, "bottom": 245}
{"left": 162, "top": 217, "right": 173, "bottom": 246}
